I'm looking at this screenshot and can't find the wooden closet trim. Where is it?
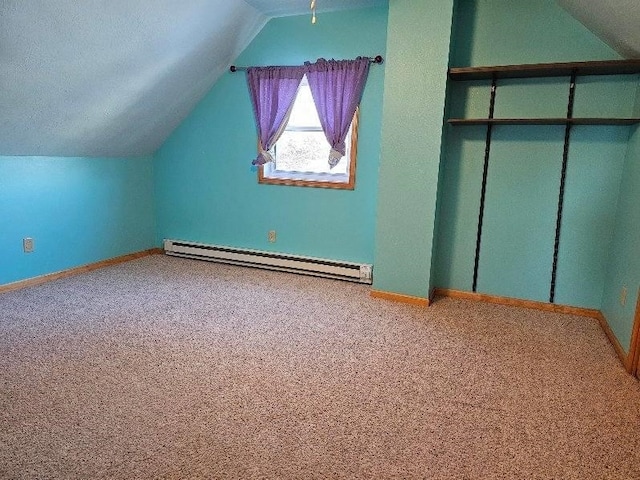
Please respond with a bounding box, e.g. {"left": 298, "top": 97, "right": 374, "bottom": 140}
{"left": 628, "top": 288, "right": 640, "bottom": 377}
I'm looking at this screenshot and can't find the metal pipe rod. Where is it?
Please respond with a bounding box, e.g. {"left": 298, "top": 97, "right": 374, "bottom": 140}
{"left": 549, "top": 70, "right": 577, "bottom": 304}
{"left": 229, "top": 55, "right": 384, "bottom": 72}
{"left": 472, "top": 74, "right": 498, "bottom": 293}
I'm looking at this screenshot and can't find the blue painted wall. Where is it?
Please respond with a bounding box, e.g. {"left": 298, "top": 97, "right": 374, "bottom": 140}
{"left": 434, "top": 0, "right": 637, "bottom": 307}
{"left": 0, "top": 156, "right": 155, "bottom": 285}
{"left": 154, "top": 7, "right": 387, "bottom": 265}
{"left": 601, "top": 84, "right": 640, "bottom": 352}
{"left": 373, "top": 0, "right": 454, "bottom": 299}
{"left": 450, "top": 0, "right": 619, "bottom": 67}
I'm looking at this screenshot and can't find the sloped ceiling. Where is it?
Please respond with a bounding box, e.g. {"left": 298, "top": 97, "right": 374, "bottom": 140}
{"left": 557, "top": 0, "right": 640, "bottom": 58}
{"left": 0, "top": 0, "right": 386, "bottom": 158}
{"left": 1, "top": 1, "right": 268, "bottom": 157}
{"left": 243, "top": 0, "right": 387, "bottom": 17}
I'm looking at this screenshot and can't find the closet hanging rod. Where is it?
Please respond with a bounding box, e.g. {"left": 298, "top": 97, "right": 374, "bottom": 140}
{"left": 229, "top": 55, "right": 384, "bottom": 72}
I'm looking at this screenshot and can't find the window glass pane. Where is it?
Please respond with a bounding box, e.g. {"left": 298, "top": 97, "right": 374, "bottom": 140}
{"left": 288, "top": 80, "right": 320, "bottom": 127}
{"left": 275, "top": 131, "right": 348, "bottom": 175}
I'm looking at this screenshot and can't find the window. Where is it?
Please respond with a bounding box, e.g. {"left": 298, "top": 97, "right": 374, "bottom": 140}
{"left": 259, "top": 76, "right": 359, "bottom": 189}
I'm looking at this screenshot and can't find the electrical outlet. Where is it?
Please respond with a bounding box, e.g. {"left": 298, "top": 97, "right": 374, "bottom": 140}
{"left": 360, "top": 265, "right": 373, "bottom": 282}
{"left": 23, "top": 237, "right": 34, "bottom": 253}
{"left": 268, "top": 230, "right": 277, "bottom": 243}
{"left": 620, "top": 286, "right": 628, "bottom": 306}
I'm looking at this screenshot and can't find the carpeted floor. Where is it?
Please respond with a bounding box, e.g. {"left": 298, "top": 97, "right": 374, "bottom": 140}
{"left": 1, "top": 255, "right": 639, "bottom": 479}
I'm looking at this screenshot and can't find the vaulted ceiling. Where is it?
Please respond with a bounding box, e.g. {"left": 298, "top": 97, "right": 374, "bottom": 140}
{"left": 0, "top": 0, "right": 636, "bottom": 158}
{"left": 1, "top": 1, "right": 268, "bottom": 157}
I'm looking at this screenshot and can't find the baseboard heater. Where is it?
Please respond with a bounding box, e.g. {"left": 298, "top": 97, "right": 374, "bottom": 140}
{"left": 163, "top": 239, "right": 373, "bottom": 284}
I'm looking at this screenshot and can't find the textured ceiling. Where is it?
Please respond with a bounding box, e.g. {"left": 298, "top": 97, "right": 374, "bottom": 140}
{"left": 243, "top": 0, "right": 388, "bottom": 17}
{"left": 0, "top": 1, "right": 267, "bottom": 157}
{"left": 557, "top": 0, "right": 640, "bottom": 58}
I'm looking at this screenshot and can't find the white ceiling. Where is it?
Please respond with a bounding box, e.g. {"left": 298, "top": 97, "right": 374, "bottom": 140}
{"left": 0, "top": 0, "right": 635, "bottom": 158}
{"left": 0, "top": 1, "right": 268, "bottom": 157}
{"left": 244, "top": 0, "right": 387, "bottom": 17}
{"left": 557, "top": 0, "right": 640, "bottom": 58}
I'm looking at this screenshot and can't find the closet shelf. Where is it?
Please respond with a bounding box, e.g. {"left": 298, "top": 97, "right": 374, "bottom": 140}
{"left": 448, "top": 117, "right": 640, "bottom": 126}
{"left": 448, "top": 59, "right": 640, "bottom": 81}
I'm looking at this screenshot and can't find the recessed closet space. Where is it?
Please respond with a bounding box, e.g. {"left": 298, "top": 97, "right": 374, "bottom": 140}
{"left": 435, "top": 68, "right": 637, "bottom": 307}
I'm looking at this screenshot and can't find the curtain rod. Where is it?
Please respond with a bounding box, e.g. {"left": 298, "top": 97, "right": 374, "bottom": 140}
{"left": 229, "top": 55, "right": 383, "bottom": 73}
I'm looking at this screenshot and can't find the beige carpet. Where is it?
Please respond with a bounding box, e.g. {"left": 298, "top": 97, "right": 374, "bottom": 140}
{"left": 1, "top": 255, "right": 639, "bottom": 479}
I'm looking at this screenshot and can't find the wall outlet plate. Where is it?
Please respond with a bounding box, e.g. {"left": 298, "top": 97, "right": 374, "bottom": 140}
{"left": 268, "top": 230, "right": 276, "bottom": 243}
{"left": 360, "top": 264, "right": 373, "bottom": 281}
{"left": 23, "top": 237, "right": 34, "bottom": 253}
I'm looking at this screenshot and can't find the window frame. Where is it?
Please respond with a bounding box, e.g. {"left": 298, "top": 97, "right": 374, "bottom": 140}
{"left": 257, "top": 99, "right": 360, "bottom": 190}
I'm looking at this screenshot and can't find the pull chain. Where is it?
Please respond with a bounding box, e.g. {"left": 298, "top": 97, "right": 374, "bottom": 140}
{"left": 310, "top": 0, "right": 317, "bottom": 24}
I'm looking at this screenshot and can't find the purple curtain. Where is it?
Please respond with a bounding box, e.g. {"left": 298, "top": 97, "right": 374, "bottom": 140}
{"left": 246, "top": 66, "right": 305, "bottom": 166}
{"left": 305, "top": 57, "right": 370, "bottom": 168}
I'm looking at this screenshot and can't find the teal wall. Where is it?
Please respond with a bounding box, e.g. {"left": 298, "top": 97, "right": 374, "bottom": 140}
{"left": 601, "top": 84, "right": 640, "bottom": 352}
{"left": 0, "top": 156, "right": 155, "bottom": 285}
{"left": 373, "top": 0, "right": 455, "bottom": 299}
{"left": 434, "top": 0, "right": 637, "bottom": 307}
{"left": 450, "top": 0, "right": 620, "bottom": 67}
{"left": 154, "top": 7, "right": 387, "bottom": 265}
